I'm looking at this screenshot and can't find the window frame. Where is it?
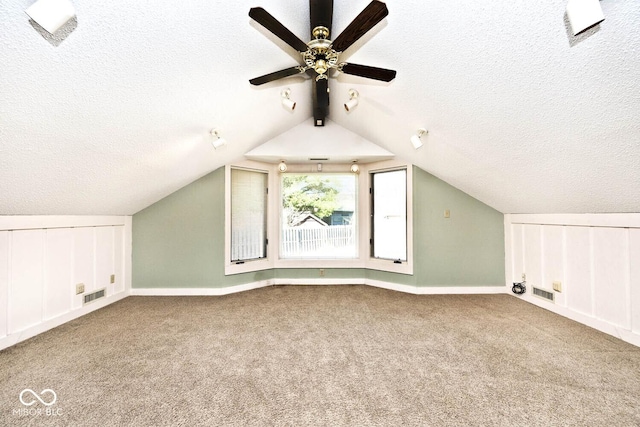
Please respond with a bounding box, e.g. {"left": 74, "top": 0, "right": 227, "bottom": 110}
{"left": 366, "top": 163, "right": 414, "bottom": 275}
{"left": 279, "top": 171, "right": 359, "bottom": 261}
{"left": 273, "top": 163, "right": 368, "bottom": 270}
{"left": 224, "top": 162, "right": 275, "bottom": 275}
{"left": 225, "top": 160, "right": 413, "bottom": 276}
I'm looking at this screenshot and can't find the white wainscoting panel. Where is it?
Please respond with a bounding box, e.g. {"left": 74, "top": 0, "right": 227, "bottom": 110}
{"left": 511, "top": 224, "right": 524, "bottom": 281}
{"left": 0, "top": 232, "right": 8, "bottom": 338}
{"left": 523, "top": 224, "right": 543, "bottom": 288}
{"left": 114, "top": 226, "right": 125, "bottom": 294}
{"left": 9, "top": 230, "right": 45, "bottom": 334}
{"left": 95, "top": 226, "right": 114, "bottom": 296}
{"left": 592, "top": 227, "right": 630, "bottom": 329}
{"left": 506, "top": 214, "right": 640, "bottom": 348}
{"left": 73, "top": 227, "right": 95, "bottom": 309}
{"left": 44, "top": 228, "right": 73, "bottom": 321}
{"left": 564, "top": 226, "right": 593, "bottom": 316}
{"left": 630, "top": 229, "right": 640, "bottom": 335}
{"left": 542, "top": 225, "right": 565, "bottom": 307}
{"left": 0, "top": 216, "right": 132, "bottom": 351}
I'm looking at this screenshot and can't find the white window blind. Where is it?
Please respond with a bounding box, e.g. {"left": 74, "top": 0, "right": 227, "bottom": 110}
{"left": 372, "top": 169, "right": 407, "bottom": 261}
{"left": 231, "top": 168, "right": 267, "bottom": 262}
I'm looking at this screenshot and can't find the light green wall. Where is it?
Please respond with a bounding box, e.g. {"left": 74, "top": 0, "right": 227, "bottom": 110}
{"left": 413, "top": 166, "right": 505, "bottom": 285}
{"left": 133, "top": 168, "right": 273, "bottom": 288}
{"left": 132, "top": 165, "right": 504, "bottom": 289}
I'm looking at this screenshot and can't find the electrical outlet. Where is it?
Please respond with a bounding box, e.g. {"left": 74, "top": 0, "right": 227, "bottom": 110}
{"left": 110, "top": 274, "right": 115, "bottom": 284}
{"left": 76, "top": 283, "right": 85, "bottom": 295}
{"left": 553, "top": 281, "right": 562, "bottom": 292}
{"left": 319, "top": 269, "right": 325, "bottom": 277}
{"left": 444, "top": 209, "right": 450, "bottom": 218}
{"left": 522, "top": 273, "right": 526, "bottom": 281}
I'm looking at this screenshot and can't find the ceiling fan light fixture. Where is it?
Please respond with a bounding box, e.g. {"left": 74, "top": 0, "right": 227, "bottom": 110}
{"left": 281, "top": 88, "right": 296, "bottom": 111}
{"left": 247, "top": 1, "right": 396, "bottom": 127}
{"left": 344, "top": 89, "right": 359, "bottom": 112}
{"left": 411, "top": 128, "right": 427, "bottom": 149}
{"left": 210, "top": 128, "right": 227, "bottom": 149}
{"left": 278, "top": 160, "right": 288, "bottom": 172}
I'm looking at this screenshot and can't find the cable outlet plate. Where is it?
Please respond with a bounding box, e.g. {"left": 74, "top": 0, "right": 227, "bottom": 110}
{"left": 76, "top": 283, "right": 85, "bottom": 295}
{"left": 110, "top": 274, "right": 115, "bottom": 284}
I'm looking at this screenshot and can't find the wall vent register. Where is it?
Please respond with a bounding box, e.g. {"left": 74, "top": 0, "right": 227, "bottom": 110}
{"left": 532, "top": 286, "right": 555, "bottom": 303}
{"left": 83, "top": 288, "right": 106, "bottom": 305}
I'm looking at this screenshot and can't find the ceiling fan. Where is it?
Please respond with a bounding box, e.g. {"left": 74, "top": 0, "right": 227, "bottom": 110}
{"left": 248, "top": 0, "right": 396, "bottom": 126}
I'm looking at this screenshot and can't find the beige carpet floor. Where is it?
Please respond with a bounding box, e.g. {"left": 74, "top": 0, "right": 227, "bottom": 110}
{"left": 1, "top": 285, "right": 640, "bottom": 426}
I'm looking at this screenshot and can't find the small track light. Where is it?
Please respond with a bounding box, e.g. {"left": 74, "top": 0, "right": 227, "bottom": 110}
{"left": 344, "top": 89, "right": 359, "bottom": 112}
{"left": 411, "top": 128, "right": 427, "bottom": 149}
{"left": 278, "top": 160, "right": 287, "bottom": 172}
{"left": 210, "top": 128, "right": 227, "bottom": 149}
{"left": 281, "top": 88, "right": 296, "bottom": 111}
{"left": 350, "top": 161, "right": 360, "bottom": 174}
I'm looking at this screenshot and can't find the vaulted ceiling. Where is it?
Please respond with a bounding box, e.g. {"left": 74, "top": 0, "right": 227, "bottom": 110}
{"left": 1, "top": 0, "right": 639, "bottom": 215}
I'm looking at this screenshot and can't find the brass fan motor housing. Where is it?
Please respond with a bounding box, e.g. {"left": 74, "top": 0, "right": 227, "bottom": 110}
{"left": 312, "top": 26, "right": 330, "bottom": 39}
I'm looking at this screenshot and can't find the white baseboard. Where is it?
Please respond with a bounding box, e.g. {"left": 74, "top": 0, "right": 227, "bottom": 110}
{"left": 272, "top": 278, "right": 365, "bottom": 286}
{"left": 509, "top": 293, "right": 640, "bottom": 348}
{"left": 366, "top": 279, "right": 508, "bottom": 295}
{"left": 0, "top": 290, "right": 129, "bottom": 351}
{"left": 131, "top": 281, "right": 273, "bottom": 296}
{"left": 131, "top": 279, "right": 507, "bottom": 296}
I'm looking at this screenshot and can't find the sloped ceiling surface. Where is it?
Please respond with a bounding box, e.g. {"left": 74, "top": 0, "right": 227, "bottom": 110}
{"left": 1, "top": 0, "right": 639, "bottom": 215}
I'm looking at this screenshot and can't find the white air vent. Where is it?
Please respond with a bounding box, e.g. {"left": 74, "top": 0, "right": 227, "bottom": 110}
{"left": 532, "top": 286, "right": 554, "bottom": 303}
{"left": 83, "top": 288, "right": 106, "bottom": 305}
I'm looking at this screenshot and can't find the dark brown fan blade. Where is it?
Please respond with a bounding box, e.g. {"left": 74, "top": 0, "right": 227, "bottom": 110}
{"left": 249, "top": 66, "right": 304, "bottom": 86}
{"left": 313, "top": 78, "right": 329, "bottom": 126}
{"left": 249, "top": 7, "right": 308, "bottom": 52}
{"left": 310, "top": 0, "right": 333, "bottom": 36}
{"left": 340, "top": 63, "right": 396, "bottom": 82}
{"left": 332, "top": 0, "right": 388, "bottom": 53}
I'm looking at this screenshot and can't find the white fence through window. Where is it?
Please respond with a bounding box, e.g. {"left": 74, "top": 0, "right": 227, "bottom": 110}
{"left": 281, "top": 225, "right": 356, "bottom": 258}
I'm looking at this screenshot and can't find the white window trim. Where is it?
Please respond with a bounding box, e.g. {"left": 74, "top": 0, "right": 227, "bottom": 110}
{"left": 274, "top": 163, "right": 366, "bottom": 269}
{"left": 365, "top": 161, "right": 414, "bottom": 275}
{"left": 224, "top": 161, "right": 276, "bottom": 276}
{"left": 225, "top": 160, "right": 413, "bottom": 276}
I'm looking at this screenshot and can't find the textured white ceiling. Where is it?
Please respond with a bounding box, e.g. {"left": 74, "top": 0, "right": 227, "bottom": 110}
{"left": 245, "top": 120, "right": 394, "bottom": 164}
{"left": 1, "top": 0, "right": 639, "bottom": 215}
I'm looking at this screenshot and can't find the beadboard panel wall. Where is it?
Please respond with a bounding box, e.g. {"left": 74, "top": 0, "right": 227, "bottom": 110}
{"left": 505, "top": 214, "right": 640, "bottom": 347}
{"left": 0, "top": 216, "right": 132, "bottom": 350}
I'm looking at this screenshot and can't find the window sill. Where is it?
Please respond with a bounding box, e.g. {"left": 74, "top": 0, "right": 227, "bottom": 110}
{"left": 224, "top": 257, "right": 413, "bottom": 276}
{"left": 225, "top": 258, "right": 272, "bottom": 276}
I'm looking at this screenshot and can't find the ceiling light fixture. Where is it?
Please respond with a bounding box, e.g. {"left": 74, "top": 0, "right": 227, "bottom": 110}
{"left": 210, "top": 129, "right": 227, "bottom": 149}
{"left": 344, "top": 89, "right": 359, "bottom": 112}
{"left": 350, "top": 161, "right": 360, "bottom": 174}
{"left": 278, "top": 160, "right": 287, "bottom": 172}
{"left": 281, "top": 88, "right": 296, "bottom": 111}
{"left": 566, "top": 0, "right": 605, "bottom": 36}
{"left": 25, "top": 0, "right": 76, "bottom": 34}
{"left": 411, "top": 128, "right": 427, "bottom": 149}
